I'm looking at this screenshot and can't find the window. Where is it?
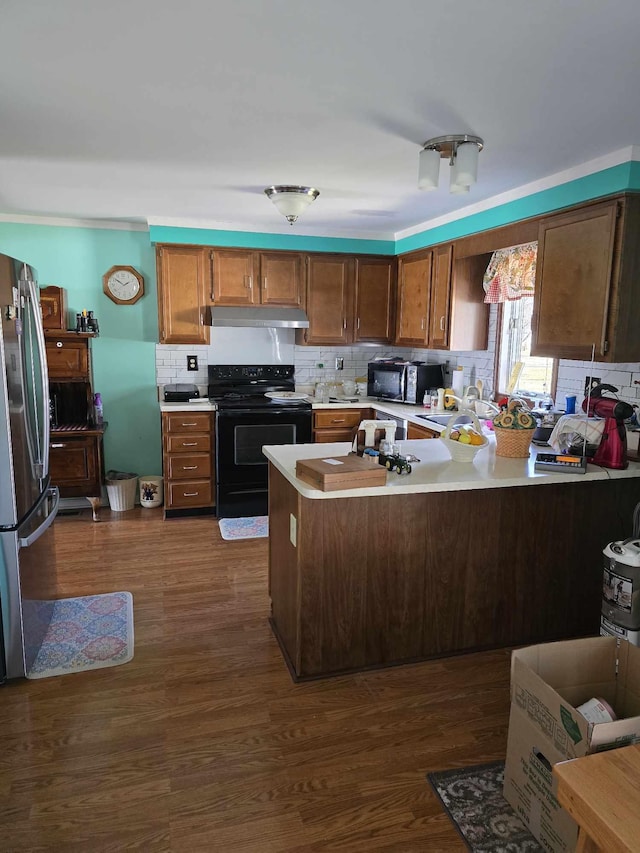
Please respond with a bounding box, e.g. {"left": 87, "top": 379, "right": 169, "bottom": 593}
{"left": 496, "top": 298, "right": 556, "bottom": 404}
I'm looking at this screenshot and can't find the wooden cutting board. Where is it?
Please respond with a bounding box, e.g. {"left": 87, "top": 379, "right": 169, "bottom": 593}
{"left": 296, "top": 454, "right": 387, "bottom": 491}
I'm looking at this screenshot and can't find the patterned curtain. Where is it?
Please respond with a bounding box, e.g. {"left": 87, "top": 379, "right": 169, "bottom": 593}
{"left": 483, "top": 242, "right": 538, "bottom": 303}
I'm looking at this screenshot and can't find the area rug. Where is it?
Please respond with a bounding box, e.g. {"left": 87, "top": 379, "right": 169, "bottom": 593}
{"left": 218, "top": 516, "right": 268, "bottom": 540}
{"left": 24, "top": 591, "right": 134, "bottom": 679}
{"left": 427, "top": 761, "right": 543, "bottom": 852}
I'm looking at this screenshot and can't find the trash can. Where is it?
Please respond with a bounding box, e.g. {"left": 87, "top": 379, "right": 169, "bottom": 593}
{"left": 139, "top": 475, "right": 163, "bottom": 509}
{"left": 105, "top": 471, "right": 138, "bottom": 511}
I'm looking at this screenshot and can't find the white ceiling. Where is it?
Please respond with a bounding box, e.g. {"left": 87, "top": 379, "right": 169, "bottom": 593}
{"left": 2, "top": 0, "right": 640, "bottom": 239}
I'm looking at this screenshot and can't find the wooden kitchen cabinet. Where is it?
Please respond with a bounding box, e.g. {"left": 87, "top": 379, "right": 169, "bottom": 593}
{"left": 211, "top": 249, "right": 303, "bottom": 307}
{"left": 352, "top": 257, "right": 396, "bottom": 344}
{"left": 45, "top": 330, "right": 105, "bottom": 508}
{"left": 532, "top": 195, "right": 640, "bottom": 361}
{"left": 49, "top": 431, "right": 104, "bottom": 499}
{"left": 406, "top": 422, "right": 439, "bottom": 439}
{"left": 301, "top": 254, "right": 395, "bottom": 346}
{"left": 394, "top": 250, "right": 432, "bottom": 346}
{"left": 313, "top": 408, "right": 372, "bottom": 443}
{"left": 156, "top": 245, "right": 210, "bottom": 344}
{"left": 45, "top": 332, "right": 90, "bottom": 379}
{"left": 302, "top": 255, "right": 352, "bottom": 345}
{"left": 162, "top": 411, "right": 215, "bottom": 517}
{"left": 395, "top": 245, "right": 489, "bottom": 351}
{"left": 428, "top": 244, "right": 453, "bottom": 349}
{"left": 259, "top": 252, "right": 304, "bottom": 307}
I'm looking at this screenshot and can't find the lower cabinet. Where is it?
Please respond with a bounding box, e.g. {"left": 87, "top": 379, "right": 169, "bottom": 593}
{"left": 49, "top": 430, "right": 105, "bottom": 498}
{"left": 313, "top": 408, "right": 372, "bottom": 443}
{"left": 162, "top": 411, "right": 215, "bottom": 516}
{"left": 406, "top": 422, "right": 439, "bottom": 440}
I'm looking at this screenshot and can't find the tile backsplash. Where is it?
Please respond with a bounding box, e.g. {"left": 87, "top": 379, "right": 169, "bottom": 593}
{"left": 156, "top": 306, "right": 640, "bottom": 412}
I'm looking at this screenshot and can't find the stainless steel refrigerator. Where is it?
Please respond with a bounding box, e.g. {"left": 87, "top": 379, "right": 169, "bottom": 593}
{"left": 0, "top": 253, "right": 59, "bottom": 680}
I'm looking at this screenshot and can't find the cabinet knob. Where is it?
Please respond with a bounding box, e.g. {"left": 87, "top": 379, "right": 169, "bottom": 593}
{"left": 181, "top": 422, "right": 197, "bottom": 426}
{"left": 183, "top": 491, "right": 199, "bottom": 497}
{"left": 182, "top": 442, "right": 198, "bottom": 447}
{"left": 182, "top": 465, "right": 198, "bottom": 470}
{"left": 440, "top": 316, "right": 445, "bottom": 331}
{"left": 56, "top": 341, "right": 63, "bottom": 348}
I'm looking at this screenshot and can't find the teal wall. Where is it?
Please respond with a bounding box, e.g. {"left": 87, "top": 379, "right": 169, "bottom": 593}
{"left": 0, "top": 223, "right": 160, "bottom": 476}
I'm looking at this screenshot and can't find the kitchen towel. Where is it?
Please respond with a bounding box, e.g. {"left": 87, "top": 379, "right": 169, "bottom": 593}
{"left": 24, "top": 591, "right": 134, "bottom": 679}
{"left": 218, "top": 516, "right": 269, "bottom": 540}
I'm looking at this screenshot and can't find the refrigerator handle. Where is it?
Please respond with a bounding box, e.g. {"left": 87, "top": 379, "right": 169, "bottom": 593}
{"left": 26, "top": 278, "right": 50, "bottom": 479}
{"left": 18, "top": 487, "right": 59, "bottom": 547}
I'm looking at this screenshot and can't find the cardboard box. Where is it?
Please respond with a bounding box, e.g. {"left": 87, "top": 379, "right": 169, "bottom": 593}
{"left": 503, "top": 637, "right": 640, "bottom": 852}
{"left": 295, "top": 454, "right": 387, "bottom": 491}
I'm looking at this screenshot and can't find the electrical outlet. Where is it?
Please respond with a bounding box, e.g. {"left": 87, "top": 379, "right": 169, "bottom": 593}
{"left": 335, "top": 357, "right": 344, "bottom": 370}
{"left": 584, "top": 376, "right": 601, "bottom": 395}
{"left": 187, "top": 355, "right": 198, "bottom": 371}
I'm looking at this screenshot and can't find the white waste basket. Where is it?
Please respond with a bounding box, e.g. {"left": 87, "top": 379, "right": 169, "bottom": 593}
{"left": 105, "top": 471, "right": 138, "bottom": 511}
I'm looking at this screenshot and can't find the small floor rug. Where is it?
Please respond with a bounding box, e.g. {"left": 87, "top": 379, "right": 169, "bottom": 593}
{"left": 427, "top": 761, "right": 543, "bottom": 852}
{"left": 25, "top": 591, "right": 134, "bottom": 679}
{"left": 218, "top": 516, "right": 268, "bottom": 540}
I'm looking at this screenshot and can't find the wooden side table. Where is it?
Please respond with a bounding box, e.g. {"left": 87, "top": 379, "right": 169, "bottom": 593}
{"left": 554, "top": 744, "right": 640, "bottom": 853}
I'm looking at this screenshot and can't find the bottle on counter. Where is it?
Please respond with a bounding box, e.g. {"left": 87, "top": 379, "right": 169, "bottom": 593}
{"left": 436, "top": 388, "right": 446, "bottom": 412}
{"left": 422, "top": 391, "right": 431, "bottom": 411}
{"left": 93, "top": 392, "right": 104, "bottom": 426}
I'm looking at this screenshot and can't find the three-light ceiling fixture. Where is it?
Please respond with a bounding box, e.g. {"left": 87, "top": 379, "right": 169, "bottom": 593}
{"left": 418, "top": 134, "right": 484, "bottom": 194}
{"left": 263, "top": 185, "right": 320, "bottom": 224}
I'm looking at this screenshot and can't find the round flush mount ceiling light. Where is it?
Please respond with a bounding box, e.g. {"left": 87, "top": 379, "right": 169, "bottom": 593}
{"left": 264, "top": 185, "right": 320, "bottom": 224}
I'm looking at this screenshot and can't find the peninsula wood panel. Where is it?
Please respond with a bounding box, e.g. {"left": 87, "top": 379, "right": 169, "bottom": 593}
{"left": 407, "top": 422, "right": 438, "bottom": 439}
{"left": 269, "top": 468, "right": 640, "bottom": 678}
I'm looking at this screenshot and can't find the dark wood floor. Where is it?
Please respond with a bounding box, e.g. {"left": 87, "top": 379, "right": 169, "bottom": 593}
{"left": 0, "top": 507, "right": 513, "bottom": 852}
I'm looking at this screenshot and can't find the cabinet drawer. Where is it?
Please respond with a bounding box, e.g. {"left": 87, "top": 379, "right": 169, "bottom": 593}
{"left": 314, "top": 429, "right": 355, "bottom": 443}
{"left": 49, "top": 435, "right": 101, "bottom": 496}
{"left": 314, "top": 409, "right": 362, "bottom": 430}
{"left": 165, "top": 433, "right": 211, "bottom": 453}
{"left": 167, "top": 479, "right": 213, "bottom": 508}
{"left": 46, "top": 340, "right": 89, "bottom": 379}
{"left": 165, "top": 452, "right": 211, "bottom": 480}
{"left": 164, "top": 412, "right": 212, "bottom": 433}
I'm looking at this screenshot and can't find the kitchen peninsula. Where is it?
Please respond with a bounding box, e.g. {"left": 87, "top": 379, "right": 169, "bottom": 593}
{"left": 265, "top": 438, "right": 640, "bottom": 680}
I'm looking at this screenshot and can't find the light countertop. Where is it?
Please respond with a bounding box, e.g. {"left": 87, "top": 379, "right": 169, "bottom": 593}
{"left": 263, "top": 437, "right": 640, "bottom": 499}
{"left": 159, "top": 399, "right": 217, "bottom": 412}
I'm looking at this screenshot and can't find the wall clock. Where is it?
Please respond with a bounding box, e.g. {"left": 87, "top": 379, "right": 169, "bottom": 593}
{"left": 103, "top": 265, "right": 145, "bottom": 305}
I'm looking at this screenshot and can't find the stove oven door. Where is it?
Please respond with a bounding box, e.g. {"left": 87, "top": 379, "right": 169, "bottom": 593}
{"left": 215, "top": 408, "right": 312, "bottom": 518}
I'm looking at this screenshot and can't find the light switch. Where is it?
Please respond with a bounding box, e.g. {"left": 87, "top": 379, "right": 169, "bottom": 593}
{"left": 289, "top": 513, "right": 297, "bottom": 547}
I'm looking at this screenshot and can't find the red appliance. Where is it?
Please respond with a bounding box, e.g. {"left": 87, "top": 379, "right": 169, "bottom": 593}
{"left": 582, "top": 384, "right": 634, "bottom": 469}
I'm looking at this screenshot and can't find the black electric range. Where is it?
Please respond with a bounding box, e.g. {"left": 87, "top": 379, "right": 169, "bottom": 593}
{"left": 208, "top": 365, "right": 312, "bottom": 518}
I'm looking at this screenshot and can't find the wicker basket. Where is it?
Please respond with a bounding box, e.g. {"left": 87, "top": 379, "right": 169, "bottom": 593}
{"left": 439, "top": 409, "right": 489, "bottom": 463}
{"left": 494, "top": 426, "right": 535, "bottom": 458}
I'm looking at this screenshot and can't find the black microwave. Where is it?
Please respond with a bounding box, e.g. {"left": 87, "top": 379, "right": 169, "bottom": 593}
{"left": 367, "top": 361, "right": 445, "bottom": 404}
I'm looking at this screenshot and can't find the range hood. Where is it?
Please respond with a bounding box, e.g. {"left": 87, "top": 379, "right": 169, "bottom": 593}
{"left": 206, "top": 306, "right": 309, "bottom": 328}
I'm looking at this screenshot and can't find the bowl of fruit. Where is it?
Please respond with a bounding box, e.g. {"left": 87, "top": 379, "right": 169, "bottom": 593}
{"left": 439, "top": 409, "right": 489, "bottom": 462}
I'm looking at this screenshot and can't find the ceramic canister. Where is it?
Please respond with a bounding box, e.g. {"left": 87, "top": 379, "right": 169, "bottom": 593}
{"left": 140, "top": 476, "right": 163, "bottom": 508}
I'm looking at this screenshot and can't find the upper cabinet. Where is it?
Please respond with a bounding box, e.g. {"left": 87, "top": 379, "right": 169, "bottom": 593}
{"left": 156, "top": 245, "right": 210, "bottom": 345}
{"left": 212, "top": 249, "right": 303, "bottom": 307}
{"left": 300, "top": 254, "right": 396, "bottom": 346}
{"left": 302, "top": 255, "right": 352, "bottom": 345}
{"left": 395, "top": 251, "right": 432, "bottom": 347}
{"left": 395, "top": 245, "right": 488, "bottom": 351}
{"left": 531, "top": 196, "right": 640, "bottom": 361}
